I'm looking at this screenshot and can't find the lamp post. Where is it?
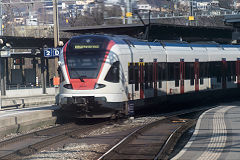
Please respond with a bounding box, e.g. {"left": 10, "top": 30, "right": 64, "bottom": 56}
{"left": 126, "top": 0, "right": 132, "bottom": 24}
{"left": 189, "top": 0, "right": 195, "bottom": 26}
{"left": 53, "top": 0, "right": 59, "bottom": 79}
{"left": 0, "top": 0, "right": 2, "bottom": 36}
{"left": 0, "top": 0, "right": 3, "bottom": 109}
{"left": 53, "top": 0, "right": 59, "bottom": 48}
{"left": 190, "top": 0, "right": 193, "bottom": 17}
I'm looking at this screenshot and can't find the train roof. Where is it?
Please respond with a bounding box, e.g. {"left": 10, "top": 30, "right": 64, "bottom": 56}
{"left": 70, "top": 34, "right": 240, "bottom": 49}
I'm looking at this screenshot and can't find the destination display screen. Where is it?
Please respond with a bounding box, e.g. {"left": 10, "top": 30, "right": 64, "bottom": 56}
{"left": 68, "top": 36, "right": 110, "bottom": 52}
{"left": 74, "top": 45, "right": 100, "bottom": 49}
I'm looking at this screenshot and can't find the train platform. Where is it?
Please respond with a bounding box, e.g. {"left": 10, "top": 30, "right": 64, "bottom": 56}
{"left": 172, "top": 102, "right": 240, "bottom": 160}
{"left": 0, "top": 105, "right": 59, "bottom": 138}
{"left": 0, "top": 87, "right": 59, "bottom": 138}
{"left": 1, "top": 87, "right": 57, "bottom": 109}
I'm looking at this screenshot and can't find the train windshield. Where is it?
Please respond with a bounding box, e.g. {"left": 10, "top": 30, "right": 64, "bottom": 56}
{"left": 66, "top": 51, "right": 105, "bottom": 79}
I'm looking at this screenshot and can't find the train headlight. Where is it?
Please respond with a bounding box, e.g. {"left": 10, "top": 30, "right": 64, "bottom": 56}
{"left": 94, "top": 83, "right": 106, "bottom": 89}
{"left": 63, "top": 84, "right": 73, "bottom": 89}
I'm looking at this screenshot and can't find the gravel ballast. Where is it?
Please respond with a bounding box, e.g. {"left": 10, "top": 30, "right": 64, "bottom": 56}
{"left": 25, "top": 116, "right": 165, "bottom": 160}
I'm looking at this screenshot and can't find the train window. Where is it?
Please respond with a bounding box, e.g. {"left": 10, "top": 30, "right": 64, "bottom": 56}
{"left": 232, "top": 61, "right": 236, "bottom": 77}
{"left": 190, "top": 63, "right": 194, "bottom": 86}
{"left": 66, "top": 51, "right": 105, "bottom": 79}
{"left": 216, "top": 62, "right": 222, "bottom": 79}
{"left": 105, "top": 61, "right": 120, "bottom": 83}
{"left": 158, "top": 81, "right": 162, "bottom": 88}
{"left": 199, "top": 63, "right": 205, "bottom": 85}
{"left": 185, "top": 63, "right": 190, "bottom": 79}
{"left": 227, "top": 61, "right": 236, "bottom": 81}
{"left": 227, "top": 76, "right": 231, "bottom": 82}
{"left": 144, "top": 63, "right": 149, "bottom": 89}
{"left": 153, "top": 62, "right": 158, "bottom": 89}
{"left": 227, "top": 62, "right": 231, "bottom": 76}
{"left": 157, "top": 62, "right": 165, "bottom": 88}
{"left": 233, "top": 75, "right": 236, "bottom": 81}
{"left": 209, "top": 61, "right": 221, "bottom": 79}
{"left": 226, "top": 61, "right": 230, "bottom": 81}
{"left": 158, "top": 62, "right": 166, "bottom": 81}
{"left": 175, "top": 79, "right": 179, "bottom": 87}
{"left": 134, "top": 63, "right": 139, "bottom": 91}
{"left": 200, "top": 78, "right": 204, "bottom": 85}
{"left": 199, "top": 62, "right": 208, "bottom": 78}
{"left": 168, "top": 63, "right": 175, "bottom": 81}
{"left": 205, "top": 63, "right": 209, "bottom": 78}
{"left": 175, "top": 63, "right": 180, "bottom": 87}
{"left": 209, "top": 62, "right": 214, "bottom": 78}
{"left": 185, "top": 63, "right": 194, "bottom": 80}
{"left": 234, "top": 60, "right": 238, "bottom": 81}
{"left": 163, "top": 63, "right": 167, "bottom": 81}
{"left": 213, "top": 61, "right": 222, "bottom": 82}
{"left": 217, "top": 76, "right": 221, "bottom": 83}
{"left": 158, "top": 63, "right": 161, "bottom": 81}
{"left": 128, "top": 63, "right": 134, "bottom": 84}
{"left": 190, "top": 78, "right": 194, "bottom": 86}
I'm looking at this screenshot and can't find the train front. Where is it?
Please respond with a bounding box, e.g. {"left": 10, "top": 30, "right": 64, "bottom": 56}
{"left": 58, "top": 35, "right": 126, "bottom": 118}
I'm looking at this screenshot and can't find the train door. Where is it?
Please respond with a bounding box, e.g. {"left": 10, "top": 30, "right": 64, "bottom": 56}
{"left": 153, "top": 59, "right": 158, "bottom": 97}
{"left": 128, "top": 62, "right": 134, "bottom": 100}
{"left": 180, "top": 59, "right": 185, "bottom": 94}
{"left": 236, "top": 58, "right": 240, "bottom": 88}
{"left": 144, "top": 62, "right": 154, "bottom": 98}
{"left": 134, "top": 62, "right": 140, "bottom": 99}
{"left": 158, "top": 62, "right": 167, "bottom": 96}
{"left": 139, "top": 59, "right": 144, "bottom": 99}
{"left": 194, "top": 59, "right": 199, "bottom": 92}
{"left": 222, "top": 58, "right": 227, "bottom": 89}
{"left": 128, "top": 61, "right": 145, "bottom": 100}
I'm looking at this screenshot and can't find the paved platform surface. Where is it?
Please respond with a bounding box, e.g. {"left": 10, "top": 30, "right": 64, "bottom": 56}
{"left": 1, "top": 87, "right": 57, "bottom": 109}
{"left": 0, "top": 105, "right": 59, "bottom": 137}
{"left": 172, "top": 102, "right": 240, "bottom": 160}
{"left": 0, "top": 105, "right": 59, "bottom": 118}
{"left": 0, "top": 87, "right": 60, "bottom": 138}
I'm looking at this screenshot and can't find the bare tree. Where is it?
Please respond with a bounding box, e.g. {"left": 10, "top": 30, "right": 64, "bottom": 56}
{"left": 218, "top": 0, "right": 234, "bottom": 9}
{"left": 3, "top": 4, "right": 15, "bottom": 36}
{"left": 91, "top": 1, "right": 104, "bottom": 25}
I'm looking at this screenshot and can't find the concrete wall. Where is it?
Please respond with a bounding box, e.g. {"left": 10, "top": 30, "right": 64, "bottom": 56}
{"left": 5, "top": 87, "right": 57, "bottom": 98}
{"left": 1, "top": 87, "right": 58, "bottom": 108}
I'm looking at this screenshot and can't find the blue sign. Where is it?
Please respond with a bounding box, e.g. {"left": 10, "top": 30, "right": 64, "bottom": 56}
{"left": 53, "top": 48, "right": 61, "bottom": 57}
{"left": 44, "top": 48, "right": 61, "bottom": 57}
{"left": 44, "top": 48, "right": 52, "bottom": 57}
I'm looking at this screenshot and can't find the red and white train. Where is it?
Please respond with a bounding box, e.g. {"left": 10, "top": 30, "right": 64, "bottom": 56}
{"left": 57, "top": 34, "right": 240, "bottom": 118}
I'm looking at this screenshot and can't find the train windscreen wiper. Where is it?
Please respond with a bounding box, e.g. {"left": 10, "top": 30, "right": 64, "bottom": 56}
{"left": 79, "top": 76, "right": 85, "bottom": 82}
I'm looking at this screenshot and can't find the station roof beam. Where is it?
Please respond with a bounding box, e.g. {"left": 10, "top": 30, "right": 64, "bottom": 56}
{"left": 224, "top": 15, "right": 240, "bottom": 41}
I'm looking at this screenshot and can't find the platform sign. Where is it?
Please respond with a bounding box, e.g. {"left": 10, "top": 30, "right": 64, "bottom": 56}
{"left": 44, "top": 48, "right": 61, "bottom": 57}
{"left": 189, "top": 16, "right": 195, "bottom": 21}
{"left": 0, "top": 50, "right": 10, "bottom": 57}
{"left": 44, "top": 48, "right": 52, "bottom": 57}
{"left": 53, "top": 48, "right": 61, "bottom": 57}
{"left": 126, "top": 12, "right": 132, "bottom": 17}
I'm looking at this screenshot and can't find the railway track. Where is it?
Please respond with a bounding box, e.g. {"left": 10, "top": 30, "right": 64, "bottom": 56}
{"left": 0, "top": 120, "right": 109, "bottom": 160}
{"left": 97, "top": 111, "right": 198, "bottom": 160}
{"left": 0, "top": 105, "right": 214, "bottom": 160}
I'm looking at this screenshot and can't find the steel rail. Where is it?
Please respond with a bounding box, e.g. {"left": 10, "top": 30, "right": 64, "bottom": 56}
{"left": 154, "top": 119, "right": 196, "bottom": 160}
{"left": 0, "top": 122, "right": 77, "bottom": 148}
{"left": 97, "top": 108, "right": 208, "bottom": 160}
{"left": 0, "top": 121, "right": 109, "bottom": 160}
